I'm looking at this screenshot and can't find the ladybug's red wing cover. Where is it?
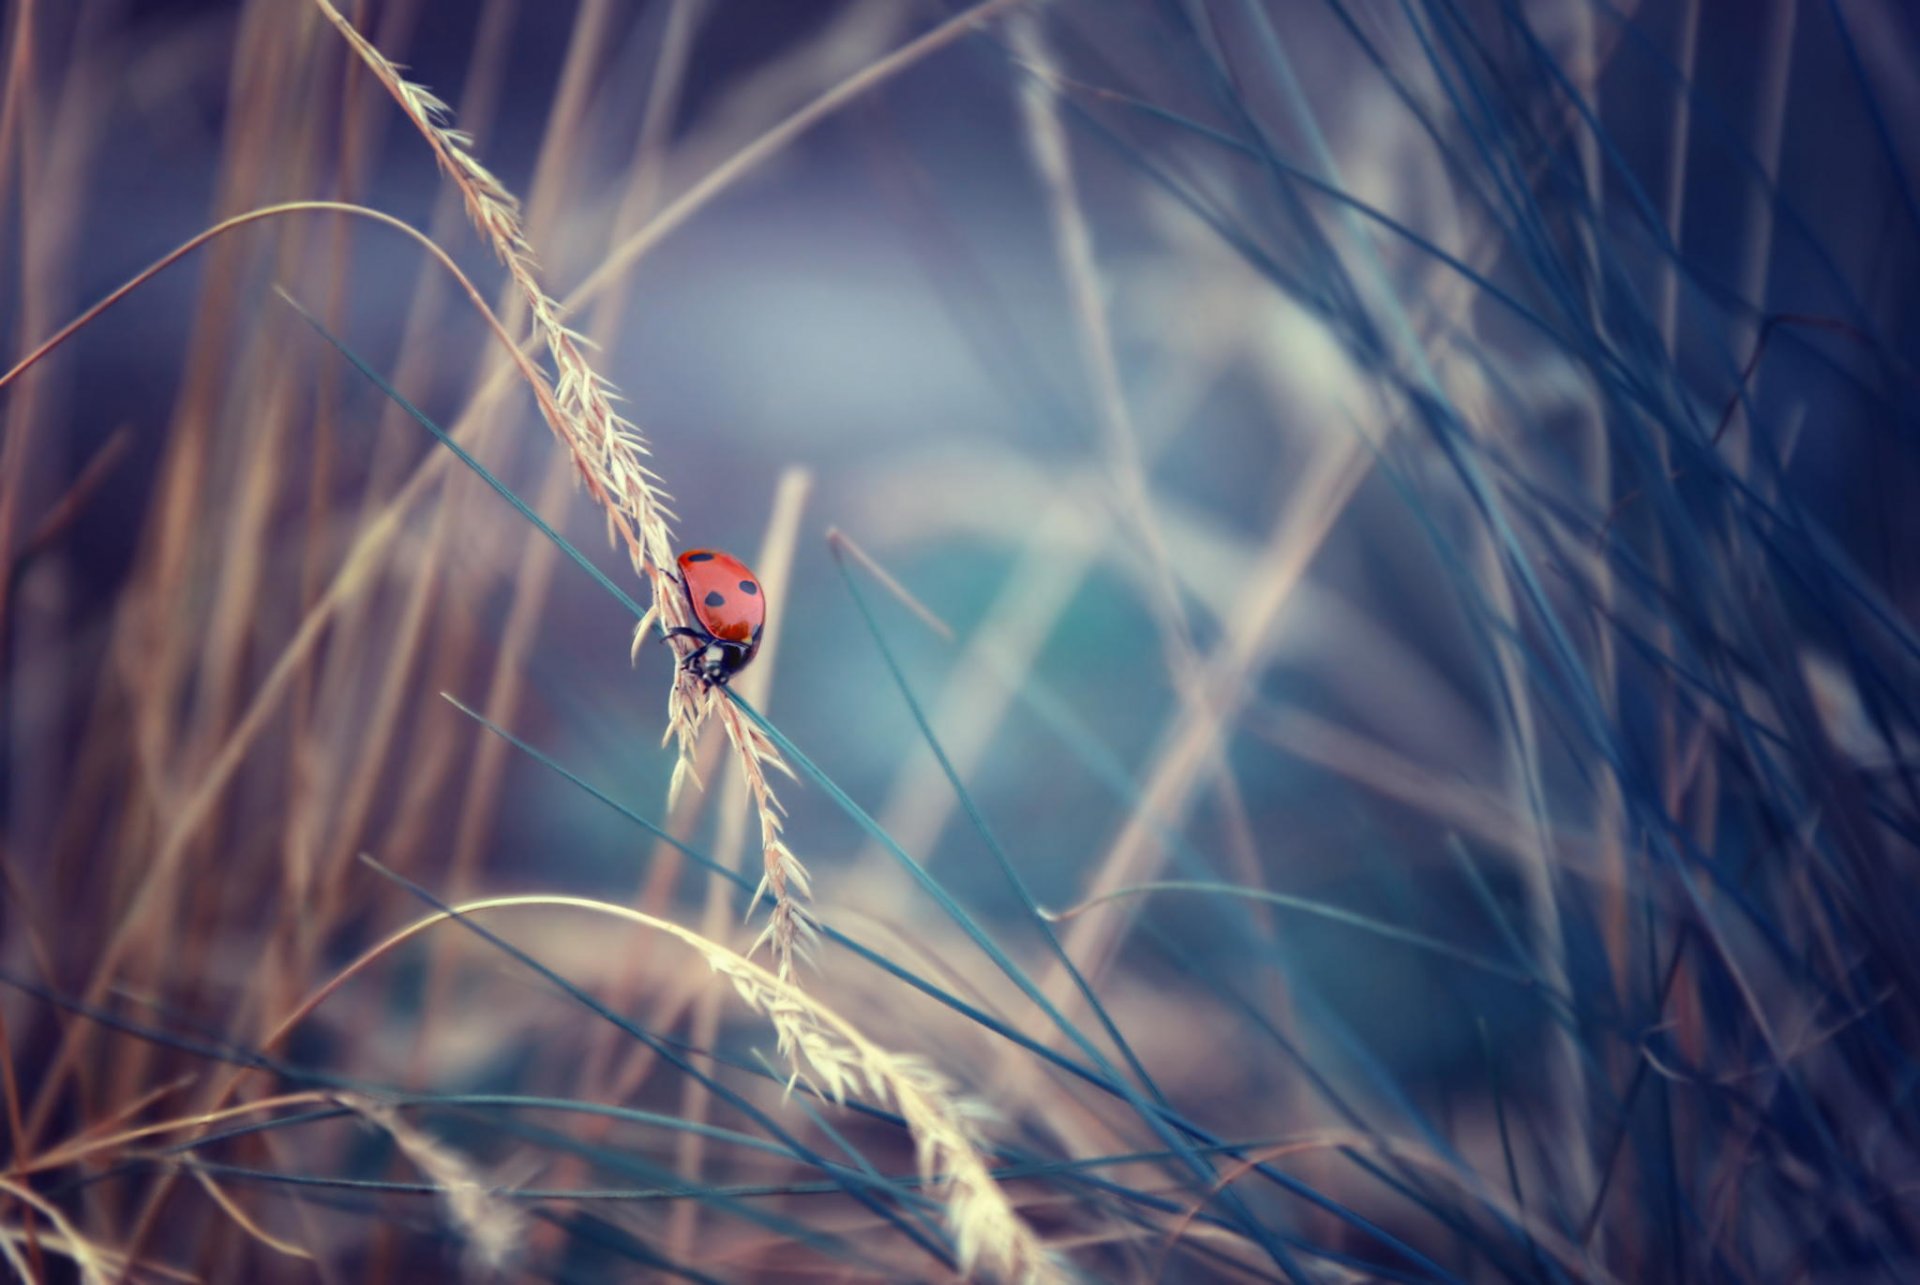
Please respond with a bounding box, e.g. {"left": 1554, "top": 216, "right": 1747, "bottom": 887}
{"left": 678, "top": 549, "right": 766, "bottom": 646}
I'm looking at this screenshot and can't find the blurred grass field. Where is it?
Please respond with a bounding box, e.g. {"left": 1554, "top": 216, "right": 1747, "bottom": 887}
{"left": 2, "top": 0, "right": 1918, "bottom": 1280}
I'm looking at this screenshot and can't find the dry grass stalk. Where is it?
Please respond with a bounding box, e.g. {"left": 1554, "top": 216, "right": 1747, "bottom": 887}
{"left": 0, "top": 1179, "right": 111, "bottom": 1285}
{"left": 308, "top": 0, "right": 813, "bottom": 978}
{"left": 233, "top": 886, "right": 1062, "bottom": 1279}
{"left": 184, "top": 1166, "right": 315, "bottom": 1262}
{"left": 305, "top": 0, "right": 678, "bottom": 628}
{"left": 9, "top": 199, "right": 573, "bottom": 1156}
{"left": 386, "top": 895, "right": 1064, "bottom": 1285}
{"left": 15, "top": 1093, "right": 329, "bottom": 1177}
{"left": 717, "top": 700, "right": 817, "bottom": 977}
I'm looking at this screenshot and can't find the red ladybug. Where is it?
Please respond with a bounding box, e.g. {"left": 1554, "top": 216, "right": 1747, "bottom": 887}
{"left": 664, "top": 548, "right": 765, "bottom": 685}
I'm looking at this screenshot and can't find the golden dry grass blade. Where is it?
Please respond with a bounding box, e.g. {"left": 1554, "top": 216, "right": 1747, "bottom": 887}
{"left": 826, "top": 527, "right": 955, "bottom": 642}
{"left": 19, "top": 1094, "right": 326, "bottom": 1175}
{"left": 0, "top": 1179, "right": 110, "bottom": 1285}
{"left": 256, "top": 889, "right": 1063, "bottom": 1283}
{"left": 308, "top": 0, "right": 820, "bottom": 983}
{"left": 185, "top": 1166, "right": 315, "bottom": 1263}
{"left": 14, "top": 204, "right": 570, "bottom": 1148}
{"left": 0, "top": 201, "right": 536, "bottom": 396}
{"left": 308, "top": 0, "right": 679, "bottom": 586}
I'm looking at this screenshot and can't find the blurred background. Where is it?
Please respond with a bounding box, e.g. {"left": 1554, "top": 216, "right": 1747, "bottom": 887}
{"left": 2, "top": 0, "right": 1918, "bottom": 1280}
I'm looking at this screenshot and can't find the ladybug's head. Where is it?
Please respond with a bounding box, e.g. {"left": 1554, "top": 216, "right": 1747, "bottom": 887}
{"left": 686, "top": 637, "right": 753, "bottom": 686}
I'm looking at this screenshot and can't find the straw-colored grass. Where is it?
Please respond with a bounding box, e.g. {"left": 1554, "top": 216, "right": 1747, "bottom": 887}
{"left": 284, "top": 893, "right": 1063, "bottom": 1284}
{"left": 308, "top": 0, "right": 816, "bottom": 980}
{"left": 4, "top": 1, "right": 1914, "bottom": 1281}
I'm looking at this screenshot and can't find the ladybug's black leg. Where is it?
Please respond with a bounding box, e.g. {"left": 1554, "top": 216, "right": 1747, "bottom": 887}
{"left": 660, "top": 626, "right": 703, "bottom": 645}
{"left": 669, "top": 639, "right": 723, "bottom": 686}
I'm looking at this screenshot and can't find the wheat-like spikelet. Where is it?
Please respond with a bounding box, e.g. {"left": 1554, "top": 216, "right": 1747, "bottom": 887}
{"left": 310, "top": 0, "right": 811, "bottom": 978}
{"left": 716, "top": 698, "right": 817, "bottom": 982}
{"left": 246, "top": 890, "right": 1056, "bottom": 1278}
{"left": 337, "top": 1094, "right": 528, "bottom": 1275}
{"left": 423, "top": 895, "right": 1061, "bottom": 1284}
{"left": 650, "top": 906, "right": 1057, "bottom": 1282}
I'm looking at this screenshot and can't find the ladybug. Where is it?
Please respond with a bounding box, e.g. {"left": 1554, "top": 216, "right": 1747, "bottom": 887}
{"left": 663, "top": 548, "right": 765, "bottom": 685}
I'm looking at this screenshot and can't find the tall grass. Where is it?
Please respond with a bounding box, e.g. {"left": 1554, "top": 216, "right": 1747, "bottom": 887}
{"left": 2, "top": 0, "right": 1917, "bottom": 1281}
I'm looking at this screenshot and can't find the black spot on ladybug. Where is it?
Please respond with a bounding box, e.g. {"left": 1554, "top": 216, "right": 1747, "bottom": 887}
{"left": 739, "top": 580, "right": 759, "bottom": 595}
{"left": 685, "top": 552, "right": 715, "bottom": 562}
{"left": 704, "top": 590, "right": 725, "bottom": 608}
